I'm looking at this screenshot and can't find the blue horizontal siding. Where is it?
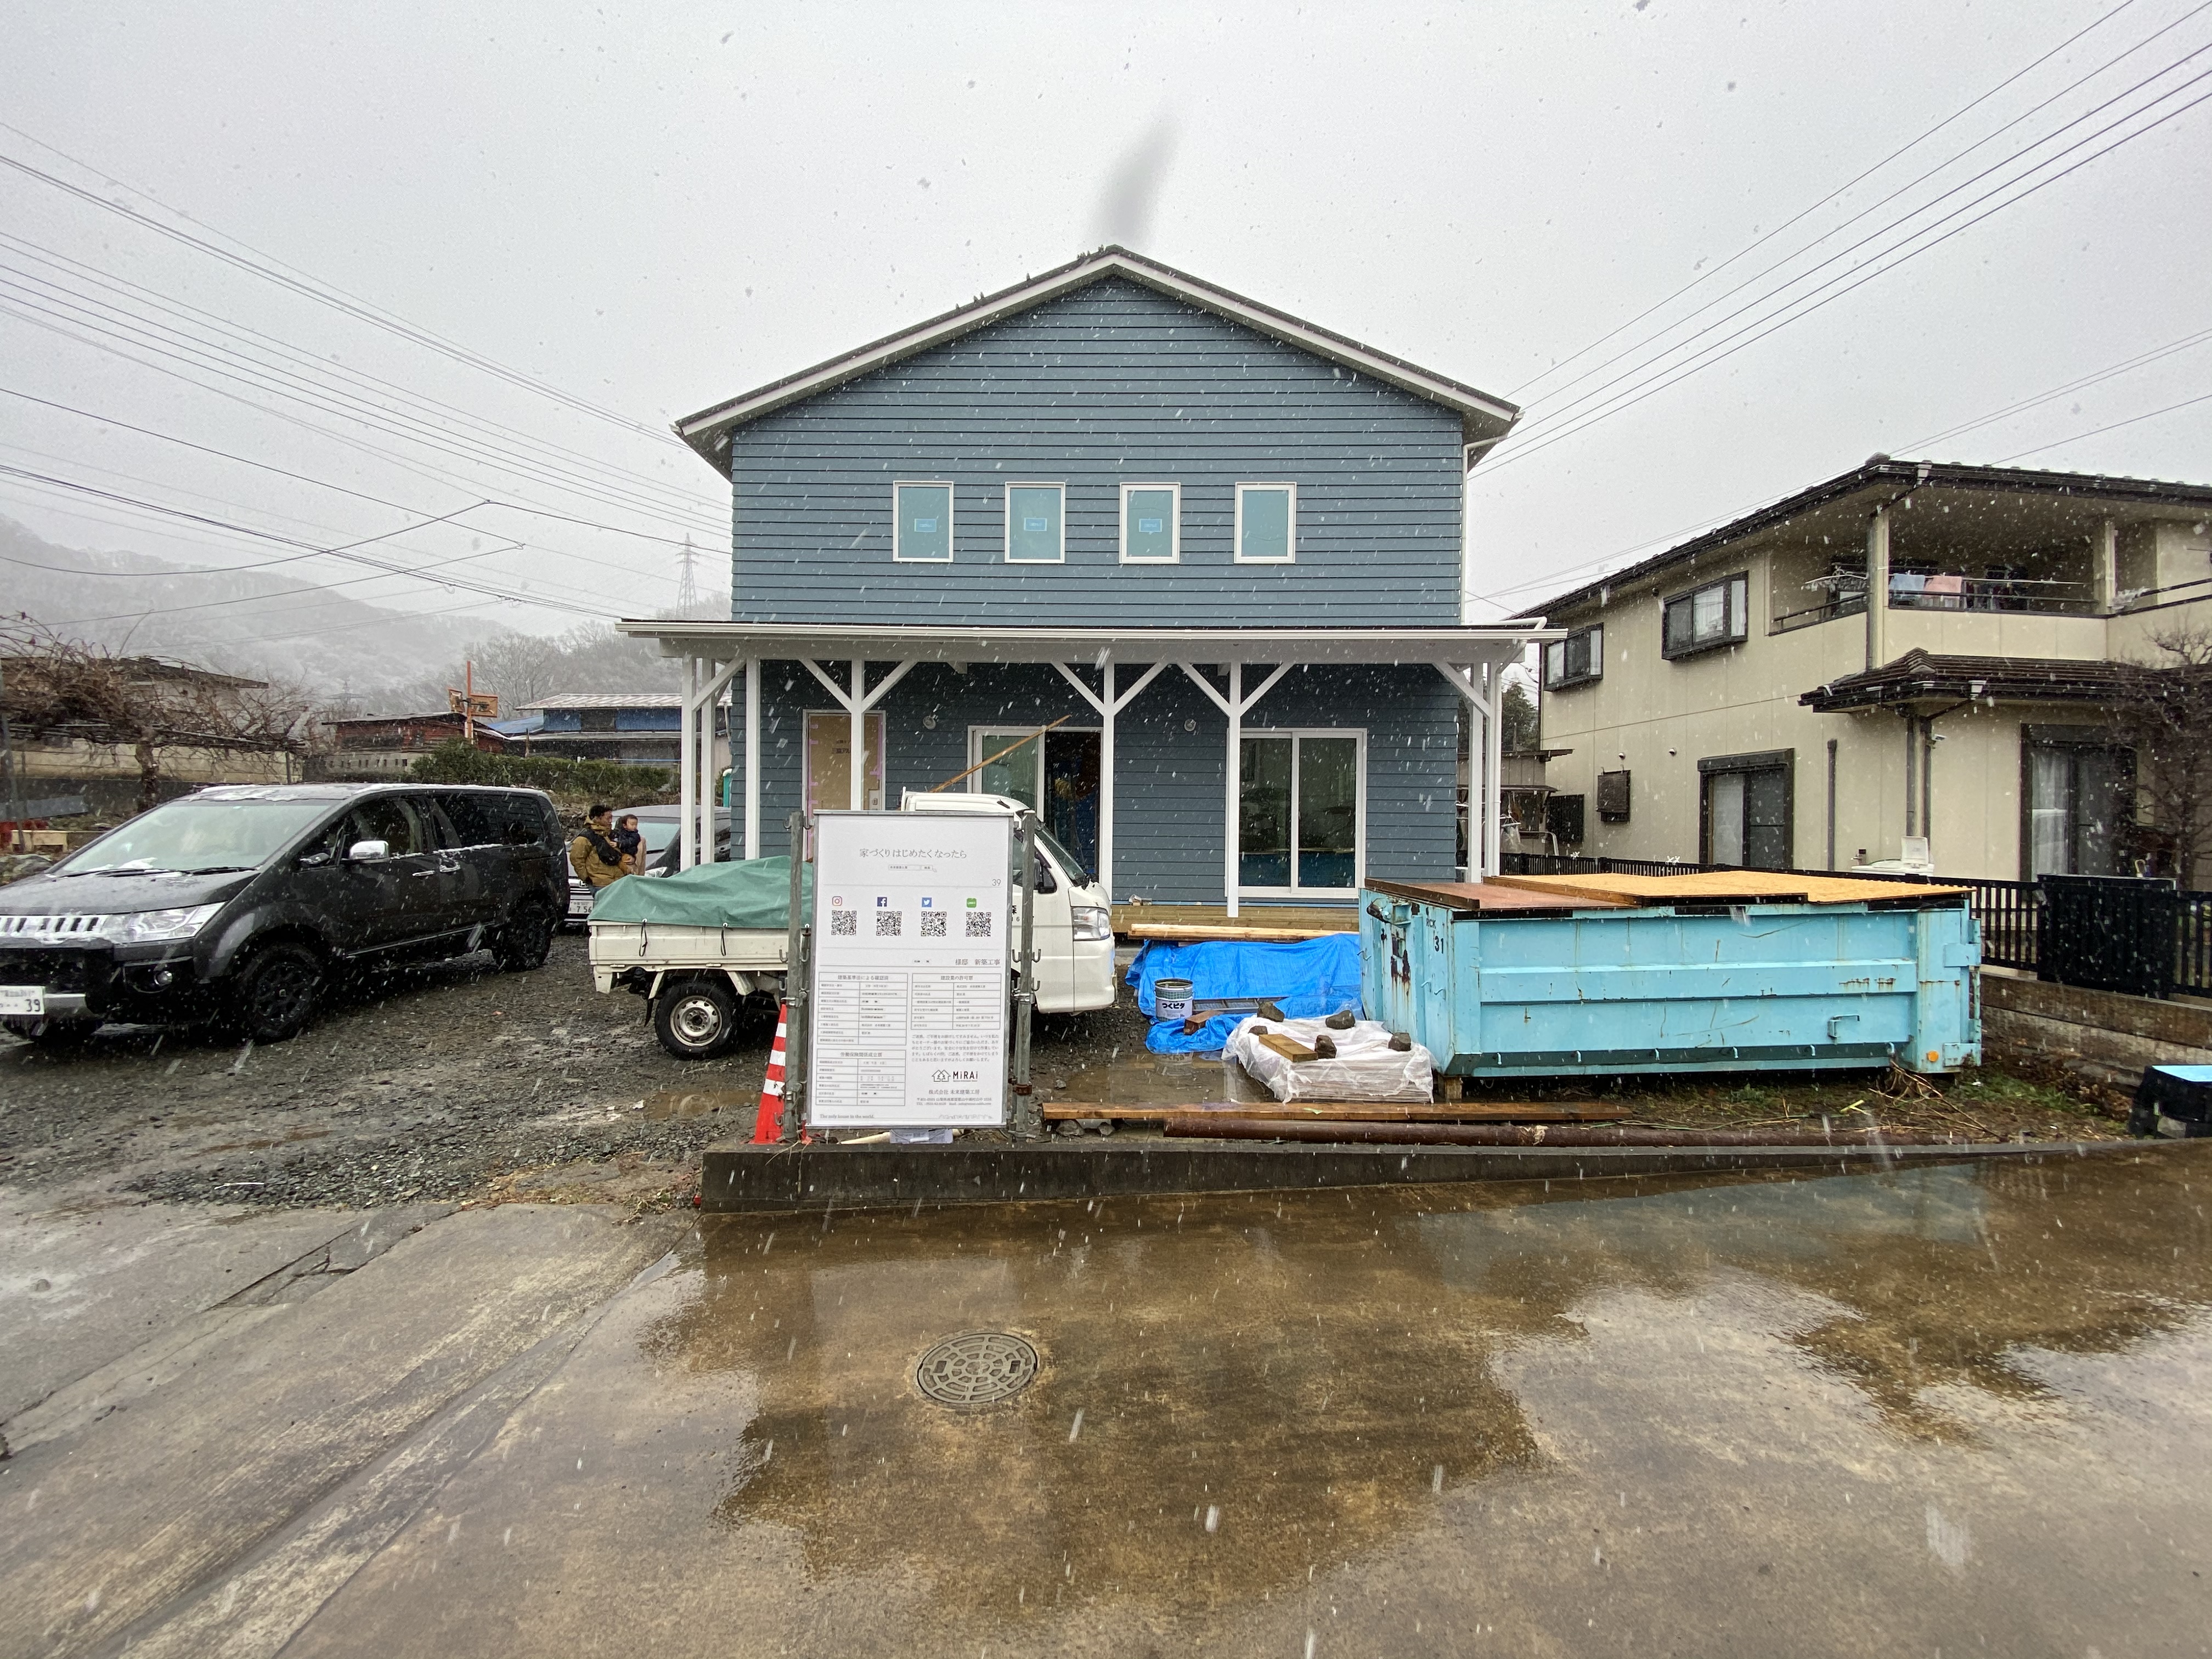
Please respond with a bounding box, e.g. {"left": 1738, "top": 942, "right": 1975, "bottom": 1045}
{"left": 729, "top": 279, "right": 1465, "bottom": 628}
{"left": 728, "top": 661, "right": 1460, "bottom": 901}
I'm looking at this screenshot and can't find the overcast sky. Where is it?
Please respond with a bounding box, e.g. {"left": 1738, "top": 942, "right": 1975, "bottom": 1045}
{"left": 2, "top": 0, "right": 2207, "bottom": 640}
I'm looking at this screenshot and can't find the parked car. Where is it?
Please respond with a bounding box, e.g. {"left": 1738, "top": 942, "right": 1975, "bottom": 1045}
{"left": 0, "top": 783, "right": 568, "bottom": 1046}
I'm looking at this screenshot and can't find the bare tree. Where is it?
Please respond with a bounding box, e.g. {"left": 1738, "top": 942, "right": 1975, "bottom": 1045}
{"left": 461, "top": 631, "right": 566, "bottom": 708}
{"left": 2, "top": 623, "right": 318, "bottom": 812}
{"left": 2113, "top": 626, "right": 2212, "bottom": 889}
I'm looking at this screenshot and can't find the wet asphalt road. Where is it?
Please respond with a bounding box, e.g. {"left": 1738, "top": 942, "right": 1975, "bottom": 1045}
{"left": 5, "top": 1144, "right": 2208, "bottom": 1656}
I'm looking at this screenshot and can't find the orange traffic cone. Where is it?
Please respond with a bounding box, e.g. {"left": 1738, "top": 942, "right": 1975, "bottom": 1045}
{"left": 752, "top": 1003, "right": 789, "bottom": 1144}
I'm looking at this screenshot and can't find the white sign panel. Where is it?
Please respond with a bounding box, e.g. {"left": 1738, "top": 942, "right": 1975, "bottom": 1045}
{"left": 808, "top": 810, "right": 1011, "bottom": 1128}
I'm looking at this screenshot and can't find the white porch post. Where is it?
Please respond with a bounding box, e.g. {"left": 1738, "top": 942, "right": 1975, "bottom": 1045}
{"left": 1177, "top": 660, "right": 1294, "bottom": 919}
{"left": 1483, "top": 660, "right": 1505, "bottom": 877}
{"left": 679, "top": 656, "right": 699, "bottom": 870}
{"left": 1434, "top": 658, "right": 1499, "bottom": 878}
{"left": 1054, "top": 656, "right": 1169, "bottom": 904}
{"left": 743, "top": 656, "right": 761, "bottom": 860}
{"left": 849, "top": 658, "right": 866, "bottom": 811}
{"left": 1224, "top": 661, "right": 1242, "bottom": 918}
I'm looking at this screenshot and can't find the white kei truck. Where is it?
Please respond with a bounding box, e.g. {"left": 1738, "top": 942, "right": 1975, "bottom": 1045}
{"left": 588, "top": 792, "right": 1117, "bottom": 1058}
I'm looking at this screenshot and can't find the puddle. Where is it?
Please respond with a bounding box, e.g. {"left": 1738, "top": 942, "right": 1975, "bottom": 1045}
{"left": 641, "top": 1088, "right": 751, "bottom": 1122}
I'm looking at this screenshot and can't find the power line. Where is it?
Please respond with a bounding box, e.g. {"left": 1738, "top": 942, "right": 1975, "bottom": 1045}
{"left": 0, "top": 383, "right": 716, "bottom": 548}
{"left": 1506, "top": 0, "right": 2158, "bottom": 401}
{"left": 1995, "top": 390, "right": 2212, "bottom": 461}
{"left": 0, "top": 126, "right": 682, "bottom": 446}
{"left": 0, "top": 462, "right": 611, "bottom": 618}
{"left": 1499, "top": 40, "right": 2212, "bottom": 456}
{"left": 0, "top": 496, "right": 486, "bottom": 580}
{"left": 0, "top": 275, "right": 727, "bottom": 534}
{"left": 1899, "top": 326, "right": 2212, "bottom": 451}
{"left": 1485, "top": 71, "right": 2212, "bottom": 473}
{"left": 0, "top": 229, "right": 724, "bottom": 523}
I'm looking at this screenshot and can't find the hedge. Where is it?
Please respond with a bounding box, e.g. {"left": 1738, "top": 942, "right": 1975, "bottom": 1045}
{"left": 408, "top": 740, "right": 671, "bottom": 799}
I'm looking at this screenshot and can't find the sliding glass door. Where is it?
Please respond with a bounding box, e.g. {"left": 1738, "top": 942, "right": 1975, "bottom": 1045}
{"left": 1239, "top": 731, "right": 1363, "bottom": 894}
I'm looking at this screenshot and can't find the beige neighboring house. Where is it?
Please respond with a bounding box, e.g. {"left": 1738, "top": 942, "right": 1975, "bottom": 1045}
{"left": 1515, "top": 458, "right": 2212, "bottom": 881}
{"left": 11, "top": 658, "right": 296, "bottom": 802}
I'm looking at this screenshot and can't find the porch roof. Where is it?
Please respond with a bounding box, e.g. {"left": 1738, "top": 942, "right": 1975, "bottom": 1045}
{"left": 1799, "top": 647, "right": 2158, "bottom": 711}
{"left": 614, "top": 619, "right": 1558, "bottom": 665}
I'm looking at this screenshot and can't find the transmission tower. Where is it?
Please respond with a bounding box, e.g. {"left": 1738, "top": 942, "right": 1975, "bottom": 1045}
{"left": 674, "top": 535, "right": 701, "bottom": 612}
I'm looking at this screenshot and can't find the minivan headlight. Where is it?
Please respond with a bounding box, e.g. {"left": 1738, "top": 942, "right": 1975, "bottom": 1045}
{"left": 1071, "top": 905, "right": 1113, "bottom": 942}
{"left": 108, "top": 903, "right": 225, "bottom": 944}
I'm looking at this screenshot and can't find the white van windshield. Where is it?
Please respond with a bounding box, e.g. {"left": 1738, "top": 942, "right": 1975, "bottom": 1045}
{"left": 60, "top": 797, "right": 334, "bottom": 877}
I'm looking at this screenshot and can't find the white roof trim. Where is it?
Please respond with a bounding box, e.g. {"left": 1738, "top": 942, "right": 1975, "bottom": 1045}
{"left": 615, "top": 619, "right": 1558, "bottom": 666}
{"left": 674, "top": 248, "right": 1519, "bottom": 455}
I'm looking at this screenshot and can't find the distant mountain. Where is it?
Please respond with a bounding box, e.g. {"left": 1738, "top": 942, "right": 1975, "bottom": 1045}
{"left": 0, "top": 515, "right": 561, "bottom": 701}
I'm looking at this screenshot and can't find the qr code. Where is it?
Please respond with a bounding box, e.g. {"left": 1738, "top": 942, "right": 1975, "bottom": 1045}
{"left": 920, "top": 911, "right": 947, "bottom": 938}
{"left": 831, "top": 910, "right": 857, "bottom": 936}
{"left": 875, "top": 910, "right": 902, "bottom": 936}
{"left": 964, "top": 910, "right": 993, "bottom": 938}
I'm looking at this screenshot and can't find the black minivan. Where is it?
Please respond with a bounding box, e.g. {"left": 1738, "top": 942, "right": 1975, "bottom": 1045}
{"left": 0, "top": 783, "right": 568, "bottom": 1047}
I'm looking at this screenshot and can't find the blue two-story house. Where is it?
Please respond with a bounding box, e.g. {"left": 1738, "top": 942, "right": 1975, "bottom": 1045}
{"left": 624, "top": 248, "right": 1551, "bottom": 914}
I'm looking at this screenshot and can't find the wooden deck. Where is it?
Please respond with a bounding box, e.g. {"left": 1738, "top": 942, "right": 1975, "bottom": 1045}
{"left": 1112, "top": 902, "right": 1358, "bottom": 942}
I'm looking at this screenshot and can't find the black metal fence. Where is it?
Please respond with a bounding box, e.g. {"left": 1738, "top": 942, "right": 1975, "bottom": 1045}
{"left": 1494, "top": 851, "right": 2211, "bottom": 996}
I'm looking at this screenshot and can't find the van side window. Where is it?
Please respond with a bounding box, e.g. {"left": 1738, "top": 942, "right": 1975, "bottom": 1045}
{"left": 440, "top": 794, "right": 501, "bottom": 848}
{"left": 351, "top": 796, "right": 425, "bottom": 855}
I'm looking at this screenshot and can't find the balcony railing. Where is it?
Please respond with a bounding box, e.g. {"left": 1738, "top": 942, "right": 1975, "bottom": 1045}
{"left": 1886, "top": 572, "right": 2094, "bottom": 614}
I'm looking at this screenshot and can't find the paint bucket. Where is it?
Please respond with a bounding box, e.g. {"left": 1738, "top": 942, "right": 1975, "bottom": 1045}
{"left": 1155, "top": 978, "right": 1195, "bottom": 1022}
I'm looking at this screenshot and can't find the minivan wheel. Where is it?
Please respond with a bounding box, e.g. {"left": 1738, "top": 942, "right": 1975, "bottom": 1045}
{"left": 226, "top": 942, "right": 324, "bottom": 1043}
{"left": 491, "top": 900, "right": 557, "bottom": 972}
{"left": 652, "top": 977, "right": 738, "bottom": 1060}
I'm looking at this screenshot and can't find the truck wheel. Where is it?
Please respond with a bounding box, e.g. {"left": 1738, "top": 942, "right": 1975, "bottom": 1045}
{"left": 491, "top": 900, "right": 557, "bottom": 972}
{"left": 226, "top": 941, "right": 324, "bottom": 1043}
{"left": 653, "top": 977, "right": 738, "bottom": 1060}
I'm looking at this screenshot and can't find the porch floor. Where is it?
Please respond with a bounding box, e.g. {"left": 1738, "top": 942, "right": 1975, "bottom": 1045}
{"left": 1113, "top": 902, "right": 1357, "bottom": 941}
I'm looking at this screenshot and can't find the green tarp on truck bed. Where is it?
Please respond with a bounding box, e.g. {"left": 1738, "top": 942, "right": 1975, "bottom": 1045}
{"left": 587, "top": 856, "right": 811, "bottom": 931}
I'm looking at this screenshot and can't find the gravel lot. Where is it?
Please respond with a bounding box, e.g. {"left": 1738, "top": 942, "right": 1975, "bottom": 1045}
{"left": 0, "top": 935, "right": 1147, "bottom": 1213}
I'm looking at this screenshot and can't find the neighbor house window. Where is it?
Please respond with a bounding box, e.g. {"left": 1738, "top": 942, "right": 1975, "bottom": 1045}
{"left": 893, "top": 482, "right": 952, "bottom": 562}
{"left": 1239, "top": 730, "right": 1363, "bottom": 891}
{"left": 1235, "top": 483, "right": 1296, "bottom": 563}
{"left": 1700, "top": 749, "right": 1793, "bottom": 868}
{"left": 1120, "top": 483, "right": 1180, "bottom": 563}
{"left": 1005, "top": 483, "right": 1065, "bottom": 563}
{"left": 1545, "top": 624, "right": 1603, "bottom": 689}
{"left": 2023, "top": 726, "right": 2134, "bottom": 879}
{"left": 1663, "top": 572, "right": 1750, "bottom": 658}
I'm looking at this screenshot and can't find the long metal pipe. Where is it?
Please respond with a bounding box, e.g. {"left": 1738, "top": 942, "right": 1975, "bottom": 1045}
{"left": 1161, "top": 1119, "right": 1956, "bottom": 1148}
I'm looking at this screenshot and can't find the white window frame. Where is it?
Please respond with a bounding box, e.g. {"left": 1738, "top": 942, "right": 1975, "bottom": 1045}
{"left": 1003, "top": 482, "right": 1067, "bottom": 565}
{"left": 1233, "top": 481, "right": 1298, "bottom": 564}
{"left": 891, "top": 480, "right": 955, "bottom": 563}
{"left": 1237, "top": 726, "right": 1366, "bottom": 898}
{"left": 1119, "top": 482, "right": 1182, "bottom": 565}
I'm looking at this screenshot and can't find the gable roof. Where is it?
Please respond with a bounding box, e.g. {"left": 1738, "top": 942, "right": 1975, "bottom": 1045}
{"left": 673, "top": 247, "right": 1520, "bottom": 469}
{"left": 1513, "top": 458, "right": 2212, "bottom": 622}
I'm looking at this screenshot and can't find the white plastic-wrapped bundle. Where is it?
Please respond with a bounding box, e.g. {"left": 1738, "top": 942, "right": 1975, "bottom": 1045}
{"left": 1224, "top": 1015, "right": 1436, "bottom": 1104}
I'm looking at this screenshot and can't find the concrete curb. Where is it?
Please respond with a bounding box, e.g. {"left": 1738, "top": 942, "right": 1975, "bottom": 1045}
{"left": 698, "top": 1136, "right": 2137, "bottom": 1214}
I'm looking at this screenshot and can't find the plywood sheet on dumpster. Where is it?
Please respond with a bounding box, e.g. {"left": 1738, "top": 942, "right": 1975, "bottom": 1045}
{"left": 1483, "top": 872, "right": 1970, "bottom": 907}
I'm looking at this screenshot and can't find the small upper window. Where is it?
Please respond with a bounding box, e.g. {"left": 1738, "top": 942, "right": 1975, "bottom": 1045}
{"left": 1235, "top": 483, "right": 1296, "bottom": 563}
{"left": 1545, "top": 624, "right": 1603, "bottom": 689}
{"left": 1006, "top": 483, "right": 1065, "bottom": 563}
{"left": 1662, "top": 572, "right": 1750, "bottom": 659}
{"left": 1121, "top": 483, "right": 1180, "bottom": 563}
{"left": 893, "top": 482, "right": 952, "bottom": 562}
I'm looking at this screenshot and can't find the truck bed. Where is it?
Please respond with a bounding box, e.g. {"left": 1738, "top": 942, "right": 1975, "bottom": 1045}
{"left": 586, "top": 921, "right": 789, "bottom": 994}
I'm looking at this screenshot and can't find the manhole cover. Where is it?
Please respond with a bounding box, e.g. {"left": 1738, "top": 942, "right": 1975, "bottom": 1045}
{"left": 915, "top": 1331, "right": 1040, "bottom": 1407}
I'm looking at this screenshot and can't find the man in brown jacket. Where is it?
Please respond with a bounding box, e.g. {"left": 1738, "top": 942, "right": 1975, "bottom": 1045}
{"left": 569, "top": 803, "right": 628, "bottom": 889}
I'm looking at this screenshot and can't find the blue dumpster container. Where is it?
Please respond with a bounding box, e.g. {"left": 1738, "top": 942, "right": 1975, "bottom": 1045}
{"left": 1361, "top": 877, "right": 1980, "bottom": 1079}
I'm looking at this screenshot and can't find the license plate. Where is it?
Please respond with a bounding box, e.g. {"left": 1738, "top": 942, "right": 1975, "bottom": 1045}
{"left": 0, "top": 986, "right": 44, "bottom": 1017}
{"left": 568, "top": 895, "right": 594, "bottom": 916}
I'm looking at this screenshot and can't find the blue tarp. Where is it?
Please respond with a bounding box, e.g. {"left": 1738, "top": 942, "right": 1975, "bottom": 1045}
{"left": 1127, "top": 934, "right": 1363, "bottom": 1053}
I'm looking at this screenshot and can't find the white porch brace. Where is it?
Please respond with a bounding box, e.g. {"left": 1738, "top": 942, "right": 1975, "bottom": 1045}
{"left": 679, "top": 656, "right": 742, "bottom": 868}
{"left": 743, "top": 657, "right": 761, "bottom": 859}
{"left": 1052, "top": 654, "right": 1170, "bottom": 903}
{"left": 1432, "top": 657, "right": 1510, "bottom": 878}
{"left": 799, "top": 657, "right": 918, "bottom": 811}
{"left": 1179, "top": 659, "right": 1296, "bottom": 918}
